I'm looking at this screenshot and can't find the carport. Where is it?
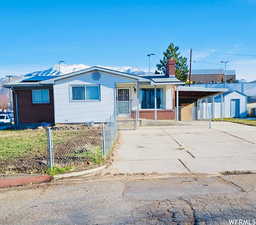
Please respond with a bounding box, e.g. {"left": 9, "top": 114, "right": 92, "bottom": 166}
{"left": 175, "top": 86, "right": 227, "bottom": 120}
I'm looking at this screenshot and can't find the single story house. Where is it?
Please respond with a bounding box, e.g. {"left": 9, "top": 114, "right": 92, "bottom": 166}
{"left": 5, "top": 60, "right": 186, "bottom": 128}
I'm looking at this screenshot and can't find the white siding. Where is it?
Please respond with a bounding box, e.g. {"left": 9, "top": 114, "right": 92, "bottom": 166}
{"left": 223, "top": 92, "right": 247, "bottom": 118}
{"left": 54, "top": 71, "right": 135, "bottom": 123}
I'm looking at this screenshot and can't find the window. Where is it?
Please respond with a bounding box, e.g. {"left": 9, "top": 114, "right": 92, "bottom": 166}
{"left": 140, "top": 88, "right": 163, "bottom": 109}
{"left": 71, "top": 85, "right": 100, "bottom": 101}
{"left": 86, "top": 86, "right": 100, "bottom": 100}
{"left": 72, "top": 86, "right": 85, "bottom": 100}
{"left": 32, "top": 89, "right": 50, "bottom": 104}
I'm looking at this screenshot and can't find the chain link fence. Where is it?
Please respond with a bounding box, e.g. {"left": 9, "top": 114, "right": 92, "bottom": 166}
{"left": 0, "top": 116, "right": 118, "bottom": 175}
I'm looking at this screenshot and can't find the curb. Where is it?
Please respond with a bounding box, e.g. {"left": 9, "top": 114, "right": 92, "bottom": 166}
{"left": 0, "top": 175, "right": 53, "bottom": 189}
{"left": 53, "top": 165, "right": 107, "bottom": 180}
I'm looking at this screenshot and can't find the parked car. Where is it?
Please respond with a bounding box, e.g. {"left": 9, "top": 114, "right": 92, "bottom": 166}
{"left": 0, "top": 114, "right": 12, "bottom": 124}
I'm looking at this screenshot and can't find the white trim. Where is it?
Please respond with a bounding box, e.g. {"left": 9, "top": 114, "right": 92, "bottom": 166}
{"left": 69, "top": 84, "right": 101, "bottom": 102}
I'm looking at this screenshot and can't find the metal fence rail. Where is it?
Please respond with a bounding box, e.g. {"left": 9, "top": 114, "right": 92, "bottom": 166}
{"left": 46, "top": 115, "right": 118, "bottom": 170}
{"left": 102, "top": 115, "right": 118, "bottom": 157}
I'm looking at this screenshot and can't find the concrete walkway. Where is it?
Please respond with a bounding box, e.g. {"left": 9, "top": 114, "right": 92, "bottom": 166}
{"left": 110, "top": 121, "right": 256, "bottom": 174}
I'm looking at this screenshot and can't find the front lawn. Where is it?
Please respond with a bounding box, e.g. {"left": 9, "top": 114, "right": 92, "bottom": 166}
{"left": 0, "top": 126, "right": 102, "bottom": 174}
{"left": 213, "top": 118, "right": 256, "bottom": 126}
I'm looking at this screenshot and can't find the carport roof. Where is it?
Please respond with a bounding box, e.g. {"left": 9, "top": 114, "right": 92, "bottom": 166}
{"left": 177, "top": 86, "right": 228, "bottom": 105}
{"left": 177, "top": 86, "right": 228, "bottom": 92}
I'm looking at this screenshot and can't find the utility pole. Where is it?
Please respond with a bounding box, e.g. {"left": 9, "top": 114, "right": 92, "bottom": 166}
{"left": 147, "top": 53, "right": 155, "bottom": 73}
{"left": 188, "top": 49, "right": 192, "bottom": 86}
{"left": 220, "top": 60, "right": 229, "bottom": 85}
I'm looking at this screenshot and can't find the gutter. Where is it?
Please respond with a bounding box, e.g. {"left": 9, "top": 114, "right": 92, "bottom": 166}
{"left": 4, "top": 83, "right": 53, "bottom": 89}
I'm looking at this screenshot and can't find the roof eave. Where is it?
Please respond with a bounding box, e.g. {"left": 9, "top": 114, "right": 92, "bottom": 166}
{"left": 3, "top": 82, "right": 52, "bottom": 88}
{"left": 152, "top": 81, "right": 184, "bottom": 84}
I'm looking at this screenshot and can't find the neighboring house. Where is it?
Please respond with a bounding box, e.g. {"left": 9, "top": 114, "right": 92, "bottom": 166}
{"left": 196, "top": 91, "right": 247, "bottom": 119}
{"left": 247, "top": 97, "right": 256, "bottom": 116}
{"left": 191, "top": 69, "right": 236, "bottom": 84}
{"left": 5, "top": 61, "right": 185, "bottom": 128}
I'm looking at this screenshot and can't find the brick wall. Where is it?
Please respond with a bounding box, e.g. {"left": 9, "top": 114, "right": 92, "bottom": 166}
{"left": 131, "top": 110, "right": 175, "bottom": 120}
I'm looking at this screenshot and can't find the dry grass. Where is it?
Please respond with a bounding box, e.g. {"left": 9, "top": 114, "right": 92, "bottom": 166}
{"left": 213, "top": 118, "right": 256, "bottom": 126}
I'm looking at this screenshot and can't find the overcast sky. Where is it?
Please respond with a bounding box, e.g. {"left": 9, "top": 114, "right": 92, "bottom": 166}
{"left": 0, "top": 0, "right": 256, "bottom": 81}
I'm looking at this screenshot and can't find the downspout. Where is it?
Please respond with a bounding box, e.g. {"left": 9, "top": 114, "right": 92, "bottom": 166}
{"left": 176, "top": 87, "right": 179, "bottom": 121}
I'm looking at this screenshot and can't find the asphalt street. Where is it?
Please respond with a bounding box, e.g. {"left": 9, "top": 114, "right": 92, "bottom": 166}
{"left": 1, "top": 174, "right": 256, "bottom": 225}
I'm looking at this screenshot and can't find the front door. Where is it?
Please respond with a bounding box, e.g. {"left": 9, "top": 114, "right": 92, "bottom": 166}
{"left": 230, "top": 99, "right": 240, "bottom": 118}
{"left": 117, "top": 89, "right": 130, "bottom": 115}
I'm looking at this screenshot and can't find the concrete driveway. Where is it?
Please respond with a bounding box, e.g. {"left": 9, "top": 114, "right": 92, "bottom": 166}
{"left": 110, "top": 121, "right": 256, "bottom": 174}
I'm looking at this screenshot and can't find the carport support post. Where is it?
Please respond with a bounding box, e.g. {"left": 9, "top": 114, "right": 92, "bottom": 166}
{"left": 176, "top": 88, "right": 179, "bottom": 121}
{"left": 154, "top": 85, "right": 157, "bottom": 120}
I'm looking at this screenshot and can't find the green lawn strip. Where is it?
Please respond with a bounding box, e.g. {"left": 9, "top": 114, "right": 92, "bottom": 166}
{"left": 46, "top": 166, "right": 73, "bottom": 176}
{"left": 213, "top": 118, "right": 256, "bottom": 126}
{"left": 0, "top": 129, "right": 47, "bottom": 160}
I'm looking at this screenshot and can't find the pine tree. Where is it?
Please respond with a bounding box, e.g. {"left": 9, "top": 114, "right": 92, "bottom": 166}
{"left": 156, "top": 43, "right": 189, "bottom": 82}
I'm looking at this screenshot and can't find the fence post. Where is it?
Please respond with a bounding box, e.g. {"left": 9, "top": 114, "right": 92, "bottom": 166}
{"left": 46, "top": 127, "right": 54, "bottom": 168}
{"left": 102, "top": 123, "right": 106, "bottom": 157}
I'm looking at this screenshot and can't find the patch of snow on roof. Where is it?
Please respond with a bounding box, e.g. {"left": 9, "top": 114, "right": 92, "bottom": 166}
{"left": 24, "top": 64, "right": 147, "bottom": 77}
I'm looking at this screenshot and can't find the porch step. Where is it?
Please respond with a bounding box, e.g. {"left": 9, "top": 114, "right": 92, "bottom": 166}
{"left": 117, "top": 119, "right": 139, "bottom": 130}
{"left": 140, "top": 119, "right": 179, "bottom": 126}
{"left": 117, "top": 119, "right": 180, "bottom": 129}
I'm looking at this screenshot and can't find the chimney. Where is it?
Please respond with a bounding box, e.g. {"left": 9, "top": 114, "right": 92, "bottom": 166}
{"left": 166, "top": 58, "right": 176, "bottom": 76}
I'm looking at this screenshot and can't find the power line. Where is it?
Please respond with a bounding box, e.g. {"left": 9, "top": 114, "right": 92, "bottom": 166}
{"left": 223, "top": 53, "right": 256, "bottom": 57}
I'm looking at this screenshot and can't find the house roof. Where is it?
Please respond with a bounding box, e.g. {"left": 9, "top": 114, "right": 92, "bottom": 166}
{"left": 140, "top": 75, "right": 184, "bottom": 84}
{"left": 42, "top": 66, "right": 151, "bottom": 84}
{"left": 4, "top": 66, "right": 184, "bottom": 88}
{"left": 22, "top": 75, "right": 59, "bottom": 82}
{"left": 222, "top": 90, "right": 248, "bottom": 97}
{"left": 192, "top": 69, "right": 236, "bottom": 76}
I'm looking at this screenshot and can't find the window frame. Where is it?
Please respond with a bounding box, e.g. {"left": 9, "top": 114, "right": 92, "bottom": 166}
{"left": 32, "top": 89, "right": 50, "bottom": 104}
{"left": 71, "top": 86, "right": 86, "bottom": 101}
{"left": 70, "top": 84, "right": 101, "bottom": 102}
{"left": 139, "top": 88, "right": 164, "bottom": 110}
